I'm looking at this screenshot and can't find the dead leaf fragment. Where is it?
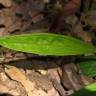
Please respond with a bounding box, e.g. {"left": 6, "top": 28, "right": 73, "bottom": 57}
{"left": 61, "top": 63, "right": 82, "bottom": 90}
{"left": 0, "top": 0, "right": 12, "bottom": 7}
{"left": 5, "top": 66, "right": 48, "bottom": 96}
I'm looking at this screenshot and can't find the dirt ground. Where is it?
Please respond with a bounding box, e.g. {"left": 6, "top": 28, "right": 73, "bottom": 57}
{"left": 0, "top": 0, "right": 96, "bottom": 96}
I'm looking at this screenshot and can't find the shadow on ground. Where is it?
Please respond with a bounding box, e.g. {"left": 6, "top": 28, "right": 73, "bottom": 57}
{"left": 3, "top": 56, "right": 74, "bottom": 70}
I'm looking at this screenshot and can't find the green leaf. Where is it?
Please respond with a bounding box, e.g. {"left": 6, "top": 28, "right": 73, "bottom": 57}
{"left": 0, "top": 33, "right": 96, "bottom": 56}
{"left": 78, "top": 59, "right": 96, "bottom": 77}
{"left": 71, "top": 83, "right": 96, "bottom": 96}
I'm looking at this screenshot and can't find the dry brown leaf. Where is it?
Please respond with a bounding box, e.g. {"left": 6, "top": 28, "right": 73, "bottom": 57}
{"left": 50, "top": 0, "right": 81, "bottom": 32}
{"left": 72, "top": 22, "right": 92, "bottom": 42}
{"left": 0, "top": 82, "right": 20, "bottom": 96}
{"left": 61, "top": 63, "right": 82, "bottom": 91}
{"left": 0, "top": 0, "right": 12, "bottom": 7}
{"left": 5, "top": 66, "right": 48, "bottom": 96}
{"left": 0, "top": 83, "right": 9, "bottom": 93}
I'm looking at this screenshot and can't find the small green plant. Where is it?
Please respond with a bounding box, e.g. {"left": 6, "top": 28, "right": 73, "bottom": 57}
{"left": 78, "top": 59, "right": 96, "bottom": 77}
{"left": 0, "top": 32, "right": 96, "bottom": 96}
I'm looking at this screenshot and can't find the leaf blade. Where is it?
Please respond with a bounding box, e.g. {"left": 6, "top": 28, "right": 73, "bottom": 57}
{"left": 78, "top": 59, "right": 96, "bottom": 77}
{"left": 0, "top": 33, "right": 96, "bottom": 56}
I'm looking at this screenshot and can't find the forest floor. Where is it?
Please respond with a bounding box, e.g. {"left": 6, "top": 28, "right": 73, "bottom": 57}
{"left": 0, "top": 0, "right": 96, "bottom": 96}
